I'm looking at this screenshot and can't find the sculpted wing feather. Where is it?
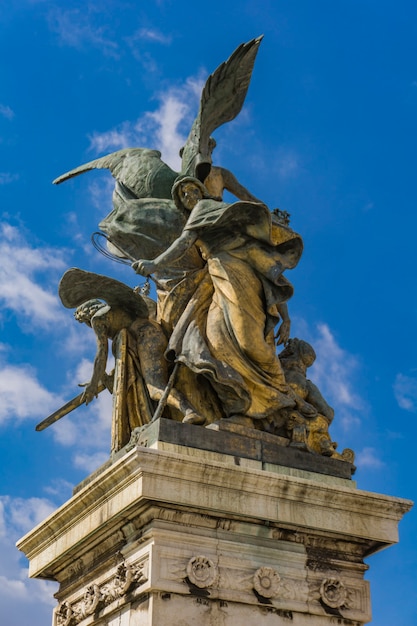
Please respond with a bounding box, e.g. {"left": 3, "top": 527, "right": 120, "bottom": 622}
{"left": 53, "top": 149, "right": 141, "bottom": 184}
{"left": 53, "top": 38, "right": 263, "bottom": 191}
{"left": 199, "top": 35, "right": 263, "bottom": 143}
{"left": 59, "top": 268, "right": 149, "bottom": 319}
{"left": 181, "top": 36, "right": 263, "bottom": 178}
{"left": 53, "top": 148, "right": 177, "bottom": 199}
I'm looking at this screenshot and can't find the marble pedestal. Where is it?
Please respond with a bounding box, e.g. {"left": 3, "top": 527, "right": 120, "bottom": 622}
{"left": 17, "top": 419, "right": 412, "bottom": 625}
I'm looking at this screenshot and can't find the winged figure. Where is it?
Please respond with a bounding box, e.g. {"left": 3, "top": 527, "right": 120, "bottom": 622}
{"left": 53, "top": 36, "right": 263, "bottom": 196}
{"left": 59, "top": 268, "right": 202, "bottom": 452}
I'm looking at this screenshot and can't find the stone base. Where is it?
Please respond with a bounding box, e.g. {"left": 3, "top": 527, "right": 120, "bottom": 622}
{"left": 17, "top": 420, "right": 412, "bottom": 625}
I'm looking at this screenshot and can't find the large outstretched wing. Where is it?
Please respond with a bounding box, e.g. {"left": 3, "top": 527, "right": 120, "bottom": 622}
{"left": 53, "top": 148, "right": 178, "bottom": 199}
{"left": 53, "top": 37, "right": 263, "bottom": 193}
{"left": 181, "top": 36, "right": 263, "bottom": 179}
{"left": 59, "top": 268, "right": 149, "bottom": 319}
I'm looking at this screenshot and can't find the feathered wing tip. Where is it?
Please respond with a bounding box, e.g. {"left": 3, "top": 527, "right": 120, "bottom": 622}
{"left": 52, "top": 149, "right": 133, "bottom": 185}
{"left": 53, "top": 37, "right": 264, "bottom": 187}
{"left": 181, "top": 35, "right": 264, "bottom": 178}
{"left": 59, "top": 268, "right": 149, "bottom": 319}
{"left": 53, "top": 147, "right": 177, "bottom": 200}
{"left": 199, "top": 35, "right": 264, "bottom": 132}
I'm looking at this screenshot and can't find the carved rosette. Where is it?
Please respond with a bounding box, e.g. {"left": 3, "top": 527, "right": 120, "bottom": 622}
{"left": 320, "top": 578, "right": 348, "bottom": 609}
{"left": 253, "top": 566, "right": 281, "bottom": 598}
{"left": 186, "top": 555, "right": 218, "bottom": 588}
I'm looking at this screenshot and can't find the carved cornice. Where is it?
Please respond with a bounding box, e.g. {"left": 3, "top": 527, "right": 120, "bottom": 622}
{"left": 18, "top": 447, "right": 413, "bottom": 581}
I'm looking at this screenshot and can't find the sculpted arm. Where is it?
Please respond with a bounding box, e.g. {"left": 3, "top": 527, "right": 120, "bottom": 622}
{"left": 275, "top": 302, "right": 291, "bottom": 346}
{"left": 305, "top": 380, "right": 335, "bottom": 422}
{"left": 132, "top": 229, "right": 198, "bottom": 276}
{"left": 219, "top": 167, "right": 263, "bottom": 202}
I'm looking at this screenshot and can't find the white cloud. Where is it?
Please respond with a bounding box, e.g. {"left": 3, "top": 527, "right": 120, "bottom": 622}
{"left": 2, "top": 496, "right": 56, "bottom": 535}
{"left": 43, "top": 478, "right": 74, "bottom": 499}
{"left": 276, "top": 148, "right": 300, "bottom": 179}
{"left": 48, "top": 7, "right": 119, "bottom": 58}
{"left": 88, "top": 75, "right": 203, "bottom": 170}
{"left": 0, "top": 172, "right": 19, "bottom": 184}
{"left": 0, "top": 104, "right": 14, "bottom": 120}
{"left": 88, "top": 174, "right": 118, "bottom": 212}
{"left": 73, "top": 450, "right": 109, "bottom": 473}
{"left": 0, "top": 221, "right": 67, "bottom": 327}
{"left": 133, "top": 28, "right": 172, "bottom": 45}
{"left": 0, "top": 364, "right": 62, "bottom": 426}
{"left": 355, "top": 446, "right": 385, "bottom": 469}
{"left": 88, "top": 126, "right": 133, "bottom": 153}
{"left": 0, "top": 496, "right": 58, "bottom": 625}
{"left": 125, "top": 27, "right": 172, "bottom": 71}
{"left": 393, "top": 373, "right": 417, "bottom": 412}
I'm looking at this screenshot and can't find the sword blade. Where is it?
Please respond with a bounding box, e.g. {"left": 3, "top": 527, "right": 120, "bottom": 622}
{"left": 35, "top": 383, "right": 106, "bottom": 431}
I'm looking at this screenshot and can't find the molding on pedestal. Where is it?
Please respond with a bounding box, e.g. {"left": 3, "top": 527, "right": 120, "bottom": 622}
{"left": 17, "top": 439, "right": 412, "bottom": 625}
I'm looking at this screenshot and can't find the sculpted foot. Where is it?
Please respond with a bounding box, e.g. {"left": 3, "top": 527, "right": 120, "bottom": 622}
{"left": 182, "top": 410, "right": 206, "bottom": 425}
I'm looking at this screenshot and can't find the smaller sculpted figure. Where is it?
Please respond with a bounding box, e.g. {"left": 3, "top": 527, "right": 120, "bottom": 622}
{"left": 60, "top": 269, "right": 201, "bottom": 453}
{"left": 203, "top": 162, "right": 262, "bottom": 203}
{"left": 180, "top": 138, "right": 262, "bottom": 203}
{"left": 133, "top": 177, "right": 316, "bottom": 428}
{"left": 279, "top": 339, "right": 354, "bottom": 461}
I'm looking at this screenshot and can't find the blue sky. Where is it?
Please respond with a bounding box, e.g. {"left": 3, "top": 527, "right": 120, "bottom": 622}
{"left": 1, "top": 1, "right": 416, "bottom": 624}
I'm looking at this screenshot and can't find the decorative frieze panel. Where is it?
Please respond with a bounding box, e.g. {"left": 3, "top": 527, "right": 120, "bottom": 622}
{"left": 161, "top": 549, "right": 306, "bottom": 607}
{"left": 55, "top": 558, "right": 148, "bottom": 625}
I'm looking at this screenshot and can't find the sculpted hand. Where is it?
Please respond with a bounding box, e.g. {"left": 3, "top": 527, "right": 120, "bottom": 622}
{"left": 78, "top": 381, "right": 98, "bottom": 406}
{"left": 102, "top": 371, "right": 114, "bottom": 394}
{"left": 132, "top": 259, "right": 156, "bottom": 276}
{"left": 276, "top": 320, "right": 290, "bottom": 346}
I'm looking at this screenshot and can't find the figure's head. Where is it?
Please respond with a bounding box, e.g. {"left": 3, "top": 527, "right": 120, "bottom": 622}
{"left": 74, "top": 299, "right": 104, "bottom": 325}
{"left": 298, "top": 340, "right": 316, "bottom": 367}
{"left": 280, "top": 338, "right": 316, "bottom": 368}
{"left": 179, "top": 181, "right": 204, "bottom": 210}
{"left": 172, "top": 176, "right": 210, "bottom": 212}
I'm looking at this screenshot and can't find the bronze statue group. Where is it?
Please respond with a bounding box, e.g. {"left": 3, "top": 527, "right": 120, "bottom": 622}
{"left": 47, "top": 38, "right": 353, "bottom": 463}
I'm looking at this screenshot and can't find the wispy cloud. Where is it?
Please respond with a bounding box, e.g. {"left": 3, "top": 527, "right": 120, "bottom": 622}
{"left": 393, "top": 372, "right": 417, "bottom": 412}
{"left": 48, "top": 7, "right": 119, "bottom": 58}
{"left": 355, "top": 446, "right": 385, "bottom": 469}
{"left": 131, "top": 27, "right": 172, "bottom": 46}
{"left": 88, "top": 75, "right": 203, "bottom": 170}
{"left": 73, "top": 451, "right": 109, "bottom": 473}
{"left": 2, "top": 496, "right": 56, "bottom": 534}
{"left": 0, "top": 496, "right": 58, "bottom": 621}
{"left": 0, "top": 364, "right": 62, "bottom": 426}
{"left": 88, "top": 124, "right": 133, "bottom": 153}
{"left": 0, "top": 221, "right": 67, "bottom": 327}
{"left": 43, "top": 478, "right": 74, "bottom": 499}
{"left": 87, "top": 177, "right": 114, "bottom": 212}
{"left": 0, "top": 173, "right": 19, "bottom": 185}
{"left": 125, "top": 27, "right": 172, "bottom": 72}
{"left": 0, "top": 104, "right": 14, "bottom": 120}
{"left": 276, "top": 148, "right": 300, "bottom": 179}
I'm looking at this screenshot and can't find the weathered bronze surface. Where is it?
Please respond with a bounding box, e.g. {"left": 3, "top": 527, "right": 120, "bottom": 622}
{"left": 46, "top": 38, "right": 355, "bottom": 472}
